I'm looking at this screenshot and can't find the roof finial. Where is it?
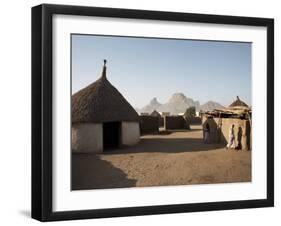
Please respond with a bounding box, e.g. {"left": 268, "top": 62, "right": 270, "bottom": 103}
{"left": 101, "top": 59, "right": 107, "bottom": 79}
{"left": 237, "top": 96, "right": 240, "bottom": 100}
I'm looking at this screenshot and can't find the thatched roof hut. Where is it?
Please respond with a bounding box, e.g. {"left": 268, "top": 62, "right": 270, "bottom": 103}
{"left": 150, "top": 110, "right": 164, "bottom": 127}
{"left": 72, "top": 60, "right": 140, "bottom": 153}
{"left": 202, "top": 96, "right": 251, "bottom": 119}
{"left": 150, "top": 110, "right": 161, "bottom": 117}
{"left": 72, "top": 61, "right": 139, "bottom": 124}
{"left": 229, "top": 96, "right": 249, "bottom": 108}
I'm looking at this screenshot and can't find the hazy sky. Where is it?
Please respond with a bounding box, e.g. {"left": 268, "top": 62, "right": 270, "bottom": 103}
{"left": 71, "top": 34, "right": 251, "bottom": 108}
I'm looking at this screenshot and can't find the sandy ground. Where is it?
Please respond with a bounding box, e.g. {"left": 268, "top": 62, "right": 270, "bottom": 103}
{"left": 72, "top": 125, "right": 251, "bottom": 190}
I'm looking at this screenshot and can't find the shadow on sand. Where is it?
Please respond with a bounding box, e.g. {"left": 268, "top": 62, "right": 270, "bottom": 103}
{"left": 72, "top": 154, "right": 137, "bottom": 190}
{"left": 158, "top": 129, "right": 202, "bottom": 135}
{"left": 72, "top": 127, "right": 225, "bottom": 190}
{"left": 105, "top": 137, "right": 225, "bottom": 155}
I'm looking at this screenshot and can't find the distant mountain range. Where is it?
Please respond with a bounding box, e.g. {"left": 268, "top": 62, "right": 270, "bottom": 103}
{"left": 137, "top": 93, "right": 224, "bottom": 115}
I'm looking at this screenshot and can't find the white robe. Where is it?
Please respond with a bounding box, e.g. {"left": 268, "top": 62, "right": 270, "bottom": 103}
{"left": 227, "top": 127, "right": 235, "bottom": 149}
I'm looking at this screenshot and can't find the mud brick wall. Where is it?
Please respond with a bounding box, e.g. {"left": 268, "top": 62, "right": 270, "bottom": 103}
{"left": 140, "top": 115, "right": 159, "bottom": 135}
{"left": 164, "top": 116, "right": 189, "bottom": 130}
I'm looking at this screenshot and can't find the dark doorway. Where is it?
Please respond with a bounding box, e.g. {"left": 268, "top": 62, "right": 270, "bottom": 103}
{"left": 103, "top": 121, "right": 121, "bottom": 150}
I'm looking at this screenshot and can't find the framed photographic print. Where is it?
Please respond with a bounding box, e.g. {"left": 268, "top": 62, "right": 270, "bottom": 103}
{"left": 32, "top": 4, "right": 274, "bottom": 221}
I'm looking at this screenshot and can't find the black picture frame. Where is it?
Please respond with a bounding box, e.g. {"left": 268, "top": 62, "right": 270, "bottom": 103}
{"left": 32, "top": 3, "right": 274, "bottom": 222}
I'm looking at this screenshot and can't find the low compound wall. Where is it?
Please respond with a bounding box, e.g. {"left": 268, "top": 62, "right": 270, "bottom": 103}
{"left": 188, "top": 116, "right": 202, "bottom": 125}
{"left": 159, "top": 117, "right": 164, "bottom": 127}
{"left": 140, "top": 115, "right": 159, "bottom": 135}
{"left": 164, "top": 116, "right": 190, "bottom": 130}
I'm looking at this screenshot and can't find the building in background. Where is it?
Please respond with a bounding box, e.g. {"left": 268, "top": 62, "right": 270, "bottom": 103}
{"left": 201, "top": 96, "right": 251, "bottom": 150}
{"left": 150, "top": 110, "right": 164, "bottom": 127}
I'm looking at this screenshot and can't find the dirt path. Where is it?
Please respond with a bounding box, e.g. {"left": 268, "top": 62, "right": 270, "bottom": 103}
{"left": 72, "top": 125, "right": 251, "bottom": 190}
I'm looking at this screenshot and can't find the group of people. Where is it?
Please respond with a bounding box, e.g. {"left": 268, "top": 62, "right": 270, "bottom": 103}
{"left": 203, "top": 123, "right": 237, "bottom": 150}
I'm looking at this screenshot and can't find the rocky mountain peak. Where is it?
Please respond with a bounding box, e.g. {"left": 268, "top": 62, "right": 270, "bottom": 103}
{"left": 138, "top": 92, "right": 224, "bottom": 114}
{"left": 150, "top": 97, "right": 160, "bottom": 105}
{"left": 169, "top": 93, "right": 188, "bottom": 103}
{"left": 200, "top": 101, "right": 225, "bottom": 111}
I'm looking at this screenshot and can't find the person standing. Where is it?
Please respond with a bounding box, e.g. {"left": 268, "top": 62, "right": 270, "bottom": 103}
{"left": 226, "top": 124, "right": 236, "bottom": 149}
{"left": 204, "top": 123, "right": 210, "bottom": 144}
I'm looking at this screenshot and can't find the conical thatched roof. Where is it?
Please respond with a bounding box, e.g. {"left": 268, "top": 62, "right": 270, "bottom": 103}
{"left": 229, "top": 96, "right": 249, "bottom": 108}
{"left": 150, "top": 110, "right": 161, "bottom": 117}
{"left": 72, "top": 61, "right": 139, "bottom": 123}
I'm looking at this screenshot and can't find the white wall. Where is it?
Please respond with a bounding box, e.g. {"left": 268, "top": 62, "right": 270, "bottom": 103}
{"left": 0, "top": 0, "right": 280, "bottom": 226}
{"left": 121, "top": 122, "right": 140, "bottom": 146}
{"left": 72, "top": 123, "right": 103, "bottom": 153}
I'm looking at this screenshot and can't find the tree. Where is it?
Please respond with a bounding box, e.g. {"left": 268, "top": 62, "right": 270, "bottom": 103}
{"left": 184, "top": 106, "right": 196, "bottom": 118}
